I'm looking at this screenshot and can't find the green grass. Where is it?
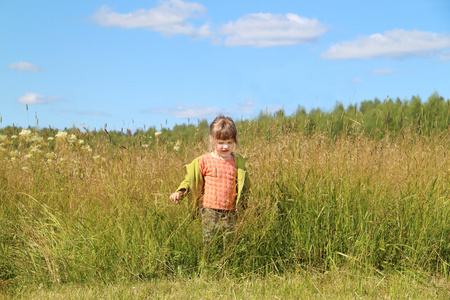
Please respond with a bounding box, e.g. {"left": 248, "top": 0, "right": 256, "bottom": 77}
{"left": 3, "top": 271, "right": 450, "bottom": 299}
{"left": 1, "top": 120, "right": 449, "bottom": 298}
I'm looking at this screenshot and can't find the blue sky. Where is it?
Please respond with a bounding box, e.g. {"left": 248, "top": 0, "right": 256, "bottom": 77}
{"left": 1, "top": 0, "right": 449, "bottom": 131}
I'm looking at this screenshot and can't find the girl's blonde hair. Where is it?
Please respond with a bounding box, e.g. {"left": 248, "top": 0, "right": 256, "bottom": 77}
{"left": 209, "top": 115, "right": 238, "bottom": 145}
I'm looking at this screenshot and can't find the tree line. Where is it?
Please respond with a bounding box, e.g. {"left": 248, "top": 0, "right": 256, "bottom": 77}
{"left": 1, "top": 92, "right": 448, "bottom": 145}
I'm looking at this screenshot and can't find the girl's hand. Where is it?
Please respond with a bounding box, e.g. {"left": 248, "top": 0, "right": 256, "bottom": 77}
{"left": 170, "top": 191, "right": 184, "bottom": 204}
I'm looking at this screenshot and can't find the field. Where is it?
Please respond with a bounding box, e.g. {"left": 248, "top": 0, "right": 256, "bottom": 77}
{"left": 1, "top": 113, "right": 449, "bottom": 298}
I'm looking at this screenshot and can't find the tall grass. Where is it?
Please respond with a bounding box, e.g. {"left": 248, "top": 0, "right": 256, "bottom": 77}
{"left": 0, "top": 120, "right": 449, "bottom": 291}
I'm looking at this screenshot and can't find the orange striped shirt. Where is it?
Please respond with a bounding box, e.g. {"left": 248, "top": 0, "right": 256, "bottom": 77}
{"left": 199, "top": 153, "right": 237, "bottom": 210}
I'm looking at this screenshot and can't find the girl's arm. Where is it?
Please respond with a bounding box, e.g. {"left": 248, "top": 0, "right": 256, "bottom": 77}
{"left": 170, "top": 172, "right": 189, "bottom": 204}
{"left": 170, "top": 189, "right": 185, "bottom": 204}
{"left": 170, "top": 157, "right": 203, "bottom": 204}
{"left": 176, "top": 172, "right": 190, "bottom": 192}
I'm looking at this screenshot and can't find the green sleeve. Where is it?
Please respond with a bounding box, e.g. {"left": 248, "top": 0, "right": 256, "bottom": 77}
{"left": 175, "top": 157, "right": 204, "bottom": 197}
{"left": 176, "top": 173, "right": 190, "bottom": 192}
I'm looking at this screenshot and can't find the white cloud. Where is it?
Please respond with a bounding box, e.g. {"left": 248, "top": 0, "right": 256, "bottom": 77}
{"left": 238, "top": 99, "right": 256, "bottom": 114}
{"left": 350, "top": 78, "right": 361, "bottom": 83}
{"left": 91, "top": 0, "right": 213, "bottom": 39}
{"left": 322, "top": 29, "right": 450, "bottom": 59}
{"left": 148, "top": 105, "right": 232, "bottom": 119}
{"left": 219, "top": 13, "right": 326, "bottom": 47}
{"left": 17, "top": 93, "right": 58, "bottom": 105}
{"left": 91, "top": 2, "right": 326, "bottom": 47}
{"left": 9, "top": 62, "right": 40, "bottom": 72}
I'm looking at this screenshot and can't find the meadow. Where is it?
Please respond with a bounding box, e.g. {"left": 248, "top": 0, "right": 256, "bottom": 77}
{"left": 1, "top": 95, "right": 449, "bottom": 298}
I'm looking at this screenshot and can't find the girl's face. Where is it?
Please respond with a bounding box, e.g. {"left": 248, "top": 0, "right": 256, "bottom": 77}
{"left": 211, "top": 137, "right": 236, "bottom": 158}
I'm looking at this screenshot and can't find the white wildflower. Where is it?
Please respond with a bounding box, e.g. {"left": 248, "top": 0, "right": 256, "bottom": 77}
{"left": 47, "top": 137, "right": 54, "bottom": 141}
{"left": 25, "top": 154, "right": 32, "bottom": 159}
{"left": 93, "top": 155, "right": 101, "bottom": 160}
{"left": 30, "top": 145, "right": 42, "bottom": 153}
{"left": 78, "top": 140, "right": 84, "bottom": 145}
{"left": 55, "top": 131, "right": 68, "bottom": 138}
{"left": 142, "top": 144, "right": 149, "bottom": 148}
{"left": 83, "top": 145, "right": 92, "bottom": 152}
{"left": 46, "top": 152, "right": 56, "bottom": 159}
{"left": 31, "top": 135, "right": 43, "bottom": 143}
{"left": 154, "top": 131, "right": 162, "bottom": 137}
{"left": 174, "top": 140, "right": 181, "bottom": 151}
{"left": 10, "top": 150, "right": 20, "bottom": 158}
{"left": 19, "top": 129, "right": 32, "bottom": 136}
{"left": 0, "top": 135, "right": 7, "bottom": 142}
{"left": 22, "top": 167, "right": 29, "bottom": 170}
{"left": 11, "top": 135, "right": 18, "bottom": 139}
{"left": 68, "top": 134, "right": 77, "bottom": 145}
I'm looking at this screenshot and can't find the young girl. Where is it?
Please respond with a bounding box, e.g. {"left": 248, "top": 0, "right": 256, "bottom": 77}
{"left": 170, "top": 115, "right": 250, "bottom": 245}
